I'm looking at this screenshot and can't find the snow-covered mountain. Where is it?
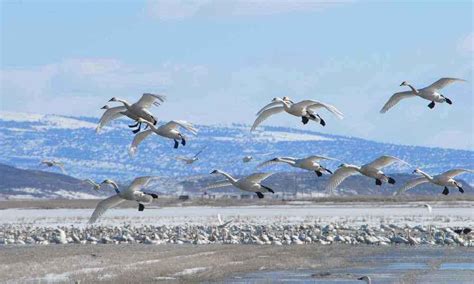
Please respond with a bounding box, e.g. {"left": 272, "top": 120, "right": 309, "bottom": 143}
{"left": 1, "top": 111, "right": 473, "bottom": 186}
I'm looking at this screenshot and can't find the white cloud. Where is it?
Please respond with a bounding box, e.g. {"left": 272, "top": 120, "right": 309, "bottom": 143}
{"left": 146, "top": 0, "right": 351, "bottom": 20}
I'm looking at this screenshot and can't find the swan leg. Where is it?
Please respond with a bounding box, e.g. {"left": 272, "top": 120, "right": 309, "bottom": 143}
{"left": 375, "top": 179, "right": 382, "bottom": 186}
{"left": 181, "top": 137, "right": 186, "bottom": 146}
{"left": 152, "top": 116, "right": 157, "bottom": 125}
{"left": 388, "top": 177, "right": 396, "bottom": 184}
{"left": 315, "top": 170, "right": 322, "bottom": 177}
{"left": 261, "top": 185, "right": 274, "bottom": 193}
{"left": 128, "top": 122, "right": 139, "bottom": 128}
{"left": 317, "top": 114, "right": 326, "bottom": 126}
{"left": 132, "top": 122, "right": 142, "bottom": 134}
{"left": 445, "top": 97, "right": 453, "bottom": 105}
{"left": 301, "top": 116, "right": 309, "bottom": 124}
{"left": 458, "top": 186, "right": 464, "bottom": 193}
{"left": 255, "top": 192, "right": 264, "bottom": 199}
{"left": 442, "top": 187, "right": 449, "bottom": 195}
{"left": 428, "top": 101, "right": 435, "bottom": 109}
{"left": 138, "top": 203, "right": 145, "bottom": 211}
{"left": 174, "top": 140, "right": 179, "bottom": 149}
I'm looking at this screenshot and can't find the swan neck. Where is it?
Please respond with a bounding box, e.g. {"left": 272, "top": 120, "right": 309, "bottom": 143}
{"left": 116, "top": 98, "right": 131, "bottom": 108}
{"left": 406, "top": 84, "right": 419, "bottom": 94}
{"left": 217, "top": 171, "right": 237, "bottom": 183}
{"left": 417, "top": 170, "right": 432, "bottom": 180}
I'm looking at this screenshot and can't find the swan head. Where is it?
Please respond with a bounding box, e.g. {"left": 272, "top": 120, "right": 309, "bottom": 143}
{"left": 101, "top": 105, "right": 109, "bottom": 110}
{"left": 339, "top": 163, "right": 349, "bottom": 168}
{"left": 413, "top": 168, "right": 422, "bottom": 174}
{"left": 282, "top": 96, "right": 294, "bottom": 103}
{"left": 358, "top": 276, "right": 371, "bottom": 283}
{"left": 210, "top": 169, "right": 221, "bottom": 175}
{"left": 271, "top": 97, "right": 284, "bottom": 102}
{"left": 400, "top": 81, "right": 409, "bottom": 86}
{"left": 101, "top": 179, "right": 119, "bottom": 190}
{"left": 108, "top": 97, "right": 118, "bottom": 102}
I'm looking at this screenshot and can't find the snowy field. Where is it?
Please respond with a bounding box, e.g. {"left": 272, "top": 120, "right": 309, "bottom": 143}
{"left": 1, "top": 203, "right": 472, "bottom": 227}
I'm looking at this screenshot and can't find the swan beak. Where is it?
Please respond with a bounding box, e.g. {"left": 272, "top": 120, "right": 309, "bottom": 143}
{"left": 101, "top": 105, "right": 108, "bottom": 109}
{"left": 108, "top": 97, "right": 116, "bottom": 102}
{"left": 400, "top": 81, "right": 407, "bottom": 86}
{"left": 210, "top": 170, "right": 218, "bottom": 174}
{"left": 412, "top": 170, "right": 417, "bottom": 174}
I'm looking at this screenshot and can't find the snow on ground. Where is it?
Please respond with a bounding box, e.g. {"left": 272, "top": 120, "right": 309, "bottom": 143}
{"left": 1, "top": 204, "right": 472, "bottom": 228}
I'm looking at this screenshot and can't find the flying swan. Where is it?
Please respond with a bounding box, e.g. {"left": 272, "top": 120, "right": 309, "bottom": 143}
{"left": 129, "top": 118, "right": 198, "bottom": 155}
{"left": 257, "top": 155, "right": 336, "bottom": 177}
{"left": 394, "top": 168, "right": 473, "bottom": 196}
{"left": 96, "top": 93, "right": 166, "bottom": 133}
{"left": 39, "top": 160, "right": 66, "bottom": 174}
{"left": 380, "top": 78, "right": 466, "bottom": 113}
{"left": 176, "top": 146, "right": 206, "bottom": 164}
{"left": 205, "top": 170, "right": 275, "bottom": 199}
{"left": 326, "top": 155, "right": 408, "bottom": 193}
{"left": 251, "top": 97, "right": 344, "bottom": 131}
{"left": 88, "top": 176, "right": 159, "bottom": 223}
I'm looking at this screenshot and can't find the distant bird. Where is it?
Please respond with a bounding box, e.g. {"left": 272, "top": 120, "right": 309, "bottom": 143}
{"left": 257, "top": 155, "right": 336, "bottom": 177}
{"left": 206, "top": 170, "right": 275, "bottom": 199}
{"left": 380, "top": 78, "right": 466, "bottom": 113}
{"left": 97, "top": 93, "right": 166, "bottom": 133}
{"left": 88, "top": 176, "right": 159, "bottom": 223}
{"left": 39, "top": 160, "right": 66, "bottom": 174}
{"left": 176, "top": 147, "right": 206, "bottom": 164}
{"left": 358, "top": 276, "right": 372, "bottom": 284}
{"left": 326, "top": 156, "right": 408, "bottom": 193}
{"left": 423, "top": 203, "right": 432, "bottom": 214}
{"left": 129, "top": 118, "right": 198, "bottom": 155}
{"left": 251, "top": 97, "right": 344, "bottom": 131}
{"left": 82, "top": 179, "right": 101, "bottom": 191}
{"left": 395, "top": 168, "right": 473, "bottom": 196}
{"left": 453, "top": 228, "right": 472, "bottom": 235}
{"left": 217, "top": 214, "right": 233, "bottom": 229}
{"left": 242, "top": 156, "right": 253, "bottom": 163}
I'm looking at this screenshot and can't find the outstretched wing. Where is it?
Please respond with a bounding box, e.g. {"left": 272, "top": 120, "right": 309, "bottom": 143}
{"left": 380, "top": 91, "right": 416, "bottom": 113}
{"left": 365, "top": 155, "right": 408, "bottom": 169}
{"left": 426, "top": 78, "right": 466, "bottom": 91}
{"left": 55, "top": 163, "right": 67, "bottom": 174}
{"left": 134, "top": 93, "right": 166, "bottom": 108}
{"left": 325, "top": 167, "right": 359, "bottom": 192}
{"left": 96, "top": 106, "right": 127, "bottom": 133}
{"left": 304, "top": 155, "right": 337, "bottom": 163}
{"left": 88, "top": 195, "right": 125, "bottom": 223}
{"left": 394, "top": 177, "right": 428, "bottom": 196}
{"left": 162, "top": 120, "right": 198, "bottom": 135}
{"left": 256, "top": 157, "right": 295, "bottom": 168}
{"left": 129, "top": 129, "right": 154, "bottom": 156}
{"left": 302, "top": 100, "right": 344, "bottom": 119}
{"left": 203, "top": 181, "right": 233, "bottom": 190}
{"left": 439, "top": 169, "right": 474, "bottom": 179}
{"left": 244, "top": 173, "right": 273, "bottom": 183}
{"left": 128, "top": 176, "right": 158, "bottom": 192}
{"left": 256, "top": 101, "right": 284, "bottom": 115}
{"left": 251, "top": 107, "right": 285, "bottom": 132}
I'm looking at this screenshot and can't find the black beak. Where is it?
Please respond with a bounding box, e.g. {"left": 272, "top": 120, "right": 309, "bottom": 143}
{"left": 101, "top": 105, "right": 108, "bottom": 109}
{"left": 108, "top": 98, "right": 114, "bottom": 102}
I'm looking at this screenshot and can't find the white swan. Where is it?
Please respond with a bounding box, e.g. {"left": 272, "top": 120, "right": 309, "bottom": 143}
{"left": 176, "top": 147, "right": 206, "bottom": 164}
{"left": 380, "top": 78, "right": 466, "bottom": 113}
{"left": 251, "top": 97, "right": 344, "bottom": 131}
{"left": 96, "top": 93, "right": 166, "bottom": 133}
{"left": 39, "top": 160, "right": 66, "bottom": 174}
{"left": 242, "top": 156, "right": 253, "bottom": 163}
{"left": 205, "top": 170, "right": 275, "bottom": 199}
{"left": 88, "top": 176, "right": 159, "bottom": 223}
{"left": 358, "top": 276, "right": 371, "bottom": 284}
{"left": 395, "top": 168, "right": 473, "bottom": 196}
{"left": 257, "top": 155, "right": 336, "bottom": 177}
{"left": 129, "top": 118, "right": 198, "bottom": 155}
{"left": 326, "top": 155, "right": 408, "bottom": 193}
{"left": 82, "top": 179, "right": 101, "bottom": 191}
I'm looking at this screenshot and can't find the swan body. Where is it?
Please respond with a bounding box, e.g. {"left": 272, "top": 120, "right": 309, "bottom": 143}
{"left": 326, "top": 155, "right": 407, "bottom": 193}
{"left": 257, "top": 155, "right": 335, "bottom": 177}
{"left": 129, "top": 118, "right": 198, "bottom": 155}
{"left": 380, "top": 78, "right": 466, "bottom": 113}
{"left": 96, "top": 93, "right": 166, "bottom": 133}
{"left": 39, "top": 160, "right": 66, "bottom": 174}
{"left": 176, "top": 147, "right": 206, "bottom": 164}
{"left": 89, "top": 176, "right": 159, "bottom": 223}
{"left": 205, "top": 170, "right": 275, "bottom": 198}
{"left": 395, "top": 168, "right": 473, "bottom": 196}
{"left": 251, "top": 97, "right": 344, "bottom": 131}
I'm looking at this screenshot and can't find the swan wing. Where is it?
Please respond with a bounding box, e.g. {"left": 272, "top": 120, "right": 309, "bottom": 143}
{"left": 88, "top": 195, "right": 125, "bottom": 223}
{"left": 304, "top": 155, "right": 338, "bottom": 163}
{"left": 128, "top": 176, "right": 159, "bottom": 192}
{"left": 256, "top": 158, "right": 287, "bottom": 168}
{"left": 243, "top": 172, "right": 273, "bottom": 183}
{"left": 380, "top": 91, "right": 416, "bottom": 113}
{"left": 256, "top": 101, "right": 284, "bottom": 115}
{"left": 303, "top": 100, "right": 344, "bottom": 119}
{"left": 393, "top": 177, "right": 428, "bottom": 195}
{"left": 203, "top": 181, "right": 233, "bottom": 190}
{"left": 365, "top": 155, "right": 408, "bottom": 169}
{"left": 439, "top": 169, "right": 474, "bottom": 179}
{"left": 251, "top": 107, "right": 285, "bottom": 132}
{"left": 325, "top": 167, "right": 359, "bottom": 192}
{"left": 96, "top": 106, "right": 127, "bottom": 133}
{"left": 426, "top": 78, "right": 466, "bottom": 91}
{"left": 135, "top": 93, "right": 166, "bottom": 108}
{"left": 162, "top": 120, "right": 198, "bottom": 135}
{"left": 129, "top": 129, "right": 154, "bottom": 156}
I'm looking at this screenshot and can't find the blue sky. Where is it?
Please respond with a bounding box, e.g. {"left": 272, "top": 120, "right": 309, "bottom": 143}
{"left": 1, "top": 0, "right": 473, "bottom": 150}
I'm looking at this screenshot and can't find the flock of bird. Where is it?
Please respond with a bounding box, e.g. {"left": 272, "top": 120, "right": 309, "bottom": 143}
{"left": 38, "top": 77, "right": 472, "bottom": 223}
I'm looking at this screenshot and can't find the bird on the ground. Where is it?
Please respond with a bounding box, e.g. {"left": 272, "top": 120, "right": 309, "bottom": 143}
{"left": 423, "top": 203, "right": 432, "bottom": 214}
{"left": 205, "top": 170, "right": 275, "bottom": 199}
{"left": 251, "top": 97, "right": 344, "bottom": 131}
{"left": 88, "top": 176, "right": 159, "bottom": 223}
{"left": 176, "top": 146, "right": 206, "bottom": 164}
{"left": 39, "top": 160, "right": 66, "bottom": 174}
{"left": 395, "top": 168, "right": 473, "bottom": 196}
{"left": 380, "top": 78, "right": 466, "bottom": 113}
{"left": 129, "top": 118, "right": 197, "bottom": 155}
{"left": 257, "top": 155, "right": 336, "bottom": 177}
{"left": 326, "top": 155, "right": 408, "bottom": 193}
{"left": 97, "top": 93, "right": 166, "bottom": 133}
